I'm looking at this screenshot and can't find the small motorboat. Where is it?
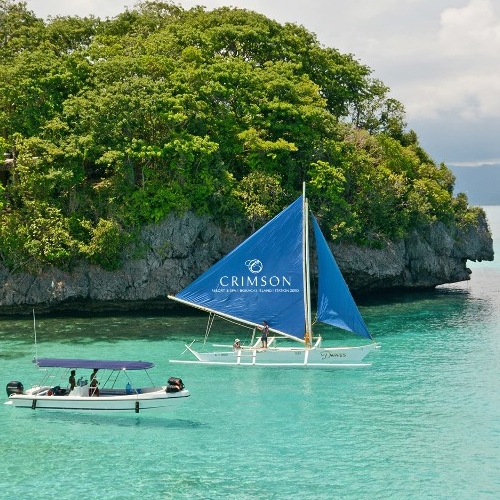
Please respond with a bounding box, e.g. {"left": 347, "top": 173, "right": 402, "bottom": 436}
{"left": 5, "top": 358, "right": 189, "bottom": 413}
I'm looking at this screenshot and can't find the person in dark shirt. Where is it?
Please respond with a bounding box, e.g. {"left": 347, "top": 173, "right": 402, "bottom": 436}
{"left": 261, "top": 321, "right": 269, "bottom": 348}
{"left": 68, "top": 370, "right": 76, "bottom": 391}
{"left": 89, "top": 368, "right": 99, "bottom": 396}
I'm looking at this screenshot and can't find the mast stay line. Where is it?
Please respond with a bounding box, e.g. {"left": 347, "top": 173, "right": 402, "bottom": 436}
{"left": 168, "top": 295, "right": 306, "bottom": 344}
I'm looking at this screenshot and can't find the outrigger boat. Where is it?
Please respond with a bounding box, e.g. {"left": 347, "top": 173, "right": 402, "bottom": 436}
{"left": 169, "top": 184, "right": 379, "bottom": 367}
{"left": 5, "top": 358, "right": 189, "bottom": 412}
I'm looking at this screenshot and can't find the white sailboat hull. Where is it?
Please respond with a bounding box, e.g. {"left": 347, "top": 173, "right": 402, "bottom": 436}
{"left": 170, "top": 343, "right": 378, "bottom": 367}
{"left": 5, "top": 386, "right": 190, "bottom": 412}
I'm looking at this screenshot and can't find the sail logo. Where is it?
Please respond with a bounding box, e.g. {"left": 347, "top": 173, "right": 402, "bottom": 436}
{"left": 218, "top": 274, "right": 292, "bottom": 288}
{"left": 245, "top": 259, "right": 263, "bottom": 274}
{"left": 216, "top": 258, "right": 297, "bottom": 292}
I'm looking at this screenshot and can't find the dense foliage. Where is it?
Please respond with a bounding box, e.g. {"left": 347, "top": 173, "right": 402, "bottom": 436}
{"left": 0, "top": 0, "right": 482, "bottom": 271}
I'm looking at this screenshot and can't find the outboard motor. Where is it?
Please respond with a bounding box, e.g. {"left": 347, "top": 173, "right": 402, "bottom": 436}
{"left": 6, "top": 381, "right": 24, "bottom": 396}
{"left": 166, "top": 377, "right": 184, "bottom": 393}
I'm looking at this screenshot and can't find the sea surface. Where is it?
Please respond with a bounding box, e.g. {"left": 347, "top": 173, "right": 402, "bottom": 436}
{"left": 1, "top": 208, "right": 499, "bottom": 500}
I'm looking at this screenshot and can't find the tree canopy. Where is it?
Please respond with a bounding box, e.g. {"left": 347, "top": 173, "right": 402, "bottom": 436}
{"left": 0, "top": 0, "right": 482, "bottom": 271}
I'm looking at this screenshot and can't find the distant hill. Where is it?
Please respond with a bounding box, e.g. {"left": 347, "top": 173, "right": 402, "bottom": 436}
{"left": 449, "top": 164, "right": 500, "bottom": 205}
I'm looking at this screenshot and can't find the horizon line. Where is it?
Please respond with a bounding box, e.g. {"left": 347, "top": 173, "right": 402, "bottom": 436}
{"left": 447, "top": 158, "right": 500, "bottom": 167}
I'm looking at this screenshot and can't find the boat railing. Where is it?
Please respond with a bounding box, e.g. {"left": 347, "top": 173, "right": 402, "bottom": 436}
{"left": 313, "top": 336, "right": 322, "bottom": 347}
{"left": 182, "top": 339, "right": 197, "bottom": 354}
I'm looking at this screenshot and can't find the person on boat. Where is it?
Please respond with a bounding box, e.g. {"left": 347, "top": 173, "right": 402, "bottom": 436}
{"left": 260, "top": 321, "right": 269, "bottom": 348}
{"left": 68, "top": 370, "right": 76, "bottom": 391}
{"left": 233, "top": 338, "right": 241, "bottom": 350}
{"left": 89, "top": 368, "right": 99, "bottom": 397}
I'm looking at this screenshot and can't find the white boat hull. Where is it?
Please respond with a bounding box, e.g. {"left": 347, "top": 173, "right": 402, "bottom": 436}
{"left": 170, "top": 343, "right": 379, "bottom": 367}
{"left": 5, "top": 386, "right": 190, "bottom": 412}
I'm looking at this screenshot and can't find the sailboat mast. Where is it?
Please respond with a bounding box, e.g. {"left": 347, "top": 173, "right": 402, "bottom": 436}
{"left": 303, "top": 183, "right": 313, "bottom": 346}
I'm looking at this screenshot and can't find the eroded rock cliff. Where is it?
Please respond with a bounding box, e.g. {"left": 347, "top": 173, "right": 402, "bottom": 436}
{"left": 0, "top": 211, "right": 494, "bottom": 314}
{"left": 332, "top": 212, "right": 493, "bottom": 290}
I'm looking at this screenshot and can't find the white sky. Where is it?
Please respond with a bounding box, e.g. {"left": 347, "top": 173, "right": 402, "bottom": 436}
{"left": 24, "top": 0, "right": 500, "bottom": 166}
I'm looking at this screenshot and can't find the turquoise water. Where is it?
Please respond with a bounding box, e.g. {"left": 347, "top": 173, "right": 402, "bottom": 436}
{"left": 1, "top": 208, "right": 499, "bottom": 500}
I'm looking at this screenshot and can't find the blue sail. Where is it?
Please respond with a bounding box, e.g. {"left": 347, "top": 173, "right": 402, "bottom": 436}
{"left": 174, "top": 197, "right": 306, "bottom": 340}
{"left": 312, "top": 216, "right": 372, "bottom": 340}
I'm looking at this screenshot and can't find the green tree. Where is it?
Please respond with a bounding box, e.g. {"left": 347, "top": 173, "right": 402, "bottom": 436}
{"left": 0, "top": 0, "right": 483, "bottom": 272}
{"left": 233, "top": 172, "right": 286, "bottom": 231}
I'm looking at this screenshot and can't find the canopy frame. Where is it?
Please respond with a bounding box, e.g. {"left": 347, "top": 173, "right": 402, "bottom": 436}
{"left": 34, "top": 358, "right": 155, "bottom": 370}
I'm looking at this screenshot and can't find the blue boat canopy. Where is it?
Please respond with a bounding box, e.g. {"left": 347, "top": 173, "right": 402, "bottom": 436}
{"left": 34, "top": 358, "right": 155, "bottom": 370}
